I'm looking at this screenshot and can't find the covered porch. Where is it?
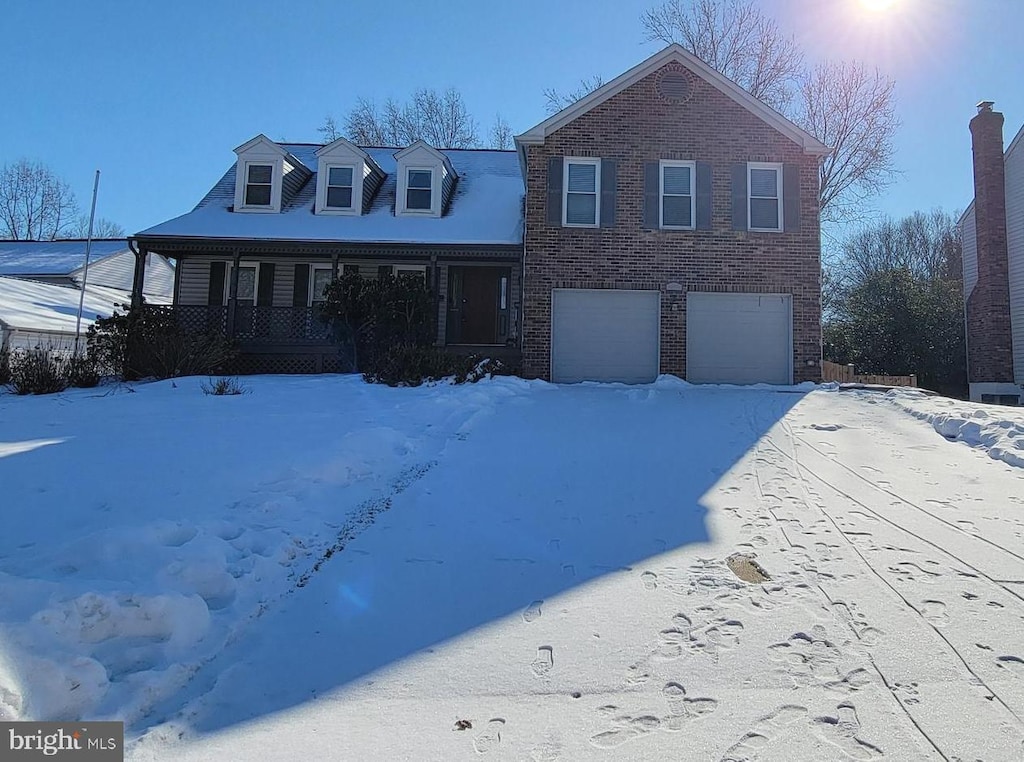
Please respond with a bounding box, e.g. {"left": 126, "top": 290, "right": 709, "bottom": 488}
{"left": 128, "top": 238, "right": 522, "bottom": 373}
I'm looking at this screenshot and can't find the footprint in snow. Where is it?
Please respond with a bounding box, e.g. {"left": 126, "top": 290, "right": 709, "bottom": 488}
{"left": 641, "top": 571, "right": 658, "bottom": 590}
{"left": 522, "top": 600, "right": 543, "bottom": 623}
{"left": 472, "top": 718, "right": 505, "bottom": 754}
{"left": 531, "top": 646, "right": 554, "bottom": 676}
{"left": 720, "top": 704, "right": 808, "bottom": 761}
{"left": 812, "top": 702, "right": 883, "bottom": 759}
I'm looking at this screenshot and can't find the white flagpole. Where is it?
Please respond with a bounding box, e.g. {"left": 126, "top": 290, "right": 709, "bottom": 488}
{"left": 73, "top": 170, "right": 100, "bottom": 357}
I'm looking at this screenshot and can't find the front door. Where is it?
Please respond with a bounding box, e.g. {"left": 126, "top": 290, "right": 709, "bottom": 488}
{"left": 447, "top": 266, "right": 510, "bottom": 345}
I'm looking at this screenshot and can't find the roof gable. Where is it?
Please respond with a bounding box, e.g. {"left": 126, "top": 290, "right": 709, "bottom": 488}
{"left": 516, "top": 44, "right": 830, "bottom": 156}
{"left": 234, "top": 134, "right": 289, "bottom": 158}
{"left": 394, "top": 140, "right": 456, "bottom": 175}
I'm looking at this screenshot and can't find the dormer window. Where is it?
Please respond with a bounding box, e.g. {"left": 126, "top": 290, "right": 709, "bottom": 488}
{"left": 394, "top": 141, "right": 455, "bottom": 218}
{"left": 314, "top": 137, "right": 384, "bottom": 216}
{"left": 406, "top": 169, "right": 433, "bottom": 211}
{"left": 325, "top": 166, "right": 354, "bottom": 210}
{"left": 244, "top": 164, "right": 273, "bottom": 207}
{"left": 233, "top": 135, "right": 309, "bottom": 214}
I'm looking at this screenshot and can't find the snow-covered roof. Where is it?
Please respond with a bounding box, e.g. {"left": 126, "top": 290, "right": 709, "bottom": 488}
{"left": 0, "top": 240, "right": 130, "bottom": 276}
{"left": 0, "top": 275, "right": 167, "bottom": 335}
{"left": 137, "top": 146, "right": 524, "bottom": 246}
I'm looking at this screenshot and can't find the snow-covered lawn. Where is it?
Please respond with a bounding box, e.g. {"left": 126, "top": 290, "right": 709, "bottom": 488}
{"left": 2, "top": 377, "right": 1023, "bottom": 760}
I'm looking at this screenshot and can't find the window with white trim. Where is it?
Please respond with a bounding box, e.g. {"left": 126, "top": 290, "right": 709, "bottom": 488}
{"left": 310, "top": 266, "right": 333, "bottom": 304}
{"left": 748, "top": 163, "right": 783, "bottom": 232}
{"left": 660, "top": 160, "right": 695, "bottom": 229}
{"left": 225, "top": 263, "right": 260, "bottom": 306}
{"left": 244, "top": 164, "right": 273, "bottom": 207}
{"left": 406, "top": 169, "right": 433, "bottom": 211}
{"left": 563, "top": 158, "right": 601, "bottom": 227}
{"left": 325, "top": 166, "right": 354, "bottom": 210}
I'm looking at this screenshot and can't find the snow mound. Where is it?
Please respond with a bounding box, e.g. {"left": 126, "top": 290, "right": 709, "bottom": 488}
{"left": 883, "top": 389, "right": 1024, "bottom": 469}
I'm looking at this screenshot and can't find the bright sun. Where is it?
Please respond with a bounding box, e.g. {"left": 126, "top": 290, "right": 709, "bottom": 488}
{"left": 860, "top": 0, "right": 898, "bottom": 10}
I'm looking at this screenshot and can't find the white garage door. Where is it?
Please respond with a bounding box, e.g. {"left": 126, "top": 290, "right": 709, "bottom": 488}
{"left": 686, "top": 292, "right": 792, "bottom": 384}
{"left": 551, "top": 289, "right": 660, "bottom": 383}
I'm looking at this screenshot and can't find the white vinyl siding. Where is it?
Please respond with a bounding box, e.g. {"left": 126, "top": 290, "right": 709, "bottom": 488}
{"left": 563, "top": 158, "right": 601, "bottom": 227}
{"left": 748, "top": 163, "right": 783, "bottom": 232}
{"left": 660, "top": 160, "right": 695, "bottom": 229}
{"left": 1005, "top": 132, "right": 1024, "bottom": 383}
{"left": 961, "top": 205, "right": 978, "bottom": 299}
{"left": 686, "top": 292, "right": 792, "bottom": 384}
{"left": 551, "top": 289, "right": 660, "bottom": 383}
{"left": 178, "top": 259, "right": 210, "bottom": 306}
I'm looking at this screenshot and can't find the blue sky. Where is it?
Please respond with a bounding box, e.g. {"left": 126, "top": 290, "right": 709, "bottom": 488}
{"left": 1, "top": 0, "right": 1021, "bottom": 238}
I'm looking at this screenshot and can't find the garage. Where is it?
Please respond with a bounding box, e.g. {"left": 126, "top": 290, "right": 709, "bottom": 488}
{"left": 686, "top": 292, "right": 792, "bottom": 384}
{"left": 551, "top": 289, "right": 660, "bottom": 383}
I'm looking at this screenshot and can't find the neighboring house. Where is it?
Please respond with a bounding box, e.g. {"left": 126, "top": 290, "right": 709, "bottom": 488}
{"left": 0, "top": 275, "right": 169, "bottom": 353}
{"left": 131, "top": 44, "right": 828, "bottom": 383}
{"left": 0, "top": 239, "right": 175, "bottom": 298}
{"left": 133, "top": 138, "right": 523, "bottom": 373}
{"left": 960, "top": 102, "right": 1024, "bottom": 405}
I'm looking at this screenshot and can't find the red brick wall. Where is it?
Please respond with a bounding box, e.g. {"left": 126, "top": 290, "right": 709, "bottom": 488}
{"left": 968, "top": 107, "right": 1015, "bottom": 383}
{"left": 521, "top": 62, "right": 822, "bottom": 382}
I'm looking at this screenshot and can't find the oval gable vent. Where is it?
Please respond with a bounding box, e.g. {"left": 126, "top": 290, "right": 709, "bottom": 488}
{"left": 657, "top": 69, "right": 693, "bottom": 104}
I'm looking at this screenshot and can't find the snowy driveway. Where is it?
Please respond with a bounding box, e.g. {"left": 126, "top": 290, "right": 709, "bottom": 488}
{"left": 2, "top": 377, "right": 1024, "bottom": 760}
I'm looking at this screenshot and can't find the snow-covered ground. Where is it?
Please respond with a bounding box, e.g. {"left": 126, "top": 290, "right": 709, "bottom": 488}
{"left": 2, "top": 377, "right": 1023, "bottom": 760}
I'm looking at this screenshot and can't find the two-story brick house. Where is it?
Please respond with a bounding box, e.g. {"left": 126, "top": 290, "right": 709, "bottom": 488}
{"left": 130, "top": 44, "right": 827, "bottom": 382}
{"left": 515, "top": 44, "right": 829, "bottom": 384}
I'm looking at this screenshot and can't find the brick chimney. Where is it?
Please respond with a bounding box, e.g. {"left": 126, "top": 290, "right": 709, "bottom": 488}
{"left": 967, "top": 101, "right": 1014, "bottom": 385}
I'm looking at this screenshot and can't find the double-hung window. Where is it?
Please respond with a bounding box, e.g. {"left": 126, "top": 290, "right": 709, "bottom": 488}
{"left": 563, "top": 158, "right": 601, "bottom": 227}
{"left": 406, "top": 169, "right": 433, "bottom": 211}
{"left": 310, "top": 266, "right": 334, "bottom": 305}
{"left": 748, "top": 163, "right": 783, "bottom": 232}
{"left": 244, "top": 164, "right": 273, "bottom": 207}
{"left": 325, "top": 167, "right": 354, "bottom": 210}
{"left": 660, "top": 160, "right": 695, "bottom": 229}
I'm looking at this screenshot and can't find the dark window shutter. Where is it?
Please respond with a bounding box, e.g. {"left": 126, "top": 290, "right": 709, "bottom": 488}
{"left": 257, "top": 262, "right": 274, "bottom": 307}
{"left": 783, "top": 163, "right": 800, "bottom": 233}
{"left": 293, "top": 263, "right": 309, "bottom": 307}
{"left": 208, "top": 261, "right": 226, "bottom": 306}
{"left": 642, "top": 162, "right": 660, "bottom": 230}
{"left": 343, "top": 263, "right": 359, "bottom": 276}
{"left": 378, "top": 264, "right": 393, "bottom": 279}
{"left": 600, "top": 159, "right": 616, "bottom": 228}
{"left": 546, "top": 156, "right": 563, "bottom": 226}
{"left": 731, "top": 163, "right": 748, "bottom": 231}
{"left": 695, "top": 161, "right": 712, "bottom": 230}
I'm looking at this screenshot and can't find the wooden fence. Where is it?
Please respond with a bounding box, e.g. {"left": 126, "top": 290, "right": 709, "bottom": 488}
{"left": 822, "top": 360, "right": 917, "bottom": 388}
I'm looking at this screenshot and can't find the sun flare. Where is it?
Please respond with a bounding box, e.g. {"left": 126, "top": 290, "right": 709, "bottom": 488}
{"left": 860, "top": 0, "right": 898, "bottom": 11}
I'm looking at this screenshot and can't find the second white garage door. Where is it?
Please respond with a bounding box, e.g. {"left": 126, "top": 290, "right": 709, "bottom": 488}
{"left": 551, "top": 289, "right": 660, "bottom": 383}
{"left": 686, "top": 292, "right": 792, "bottom": 384}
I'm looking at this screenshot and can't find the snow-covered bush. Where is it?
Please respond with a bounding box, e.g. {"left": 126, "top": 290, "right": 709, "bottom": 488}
{"left": 364, "top": 345, "right": 508, "bottom": 387}
{"left": 66, "top": 355, "right": 100, "bottom": 388}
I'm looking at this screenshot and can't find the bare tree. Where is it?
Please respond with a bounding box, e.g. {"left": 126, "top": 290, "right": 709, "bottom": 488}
{"left": 543, "top": 75, "right": 605, "bottom": 115}
{"left": 329, "top": 89, "right": 480, "bottom": 149}
{"left": 66, "top": 216, "right": 125, "bottom": 239}
{"left": 0, "top": 159, "right": 79, "bottom": 240}
{"left": 799, "top": 62, "right": 900, "bottom": 224}
{"left": 490, "top": 114, "right": 514, "bottom": 150}
{"left": 641, "top": 0, "right": 803, "bottom": 112}
{"left": 641, "top": 0, "right": 898, "bottom": 224}
{"left": 318, "top": 116, "right": 342, "bottom": 143}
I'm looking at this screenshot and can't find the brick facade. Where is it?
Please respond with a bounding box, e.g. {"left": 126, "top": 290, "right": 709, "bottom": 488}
{"left": 521, "top": 61, "right": 822, "bottom": 382}
{"left": 967, "top": 105, "right": 1015, "bottom": 384}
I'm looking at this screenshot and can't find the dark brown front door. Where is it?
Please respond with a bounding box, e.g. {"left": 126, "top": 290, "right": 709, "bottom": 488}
{"left": 460, "top": 267, "right": 500, "bottom": 344}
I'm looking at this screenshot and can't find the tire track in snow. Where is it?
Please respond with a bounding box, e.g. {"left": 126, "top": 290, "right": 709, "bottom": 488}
{"left": 767, "top": 418, "right": 1024, "bottom": 731}
{"left": 792, "top": 427, "right": 1024, "bottom": 569}
{"left": 743, "top": 404, "right": 948, "bottom": 761}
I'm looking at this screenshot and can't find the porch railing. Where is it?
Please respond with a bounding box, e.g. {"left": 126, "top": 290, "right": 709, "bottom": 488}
{"left": 143, "top": 305, "right": 333, "bottom": 345}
